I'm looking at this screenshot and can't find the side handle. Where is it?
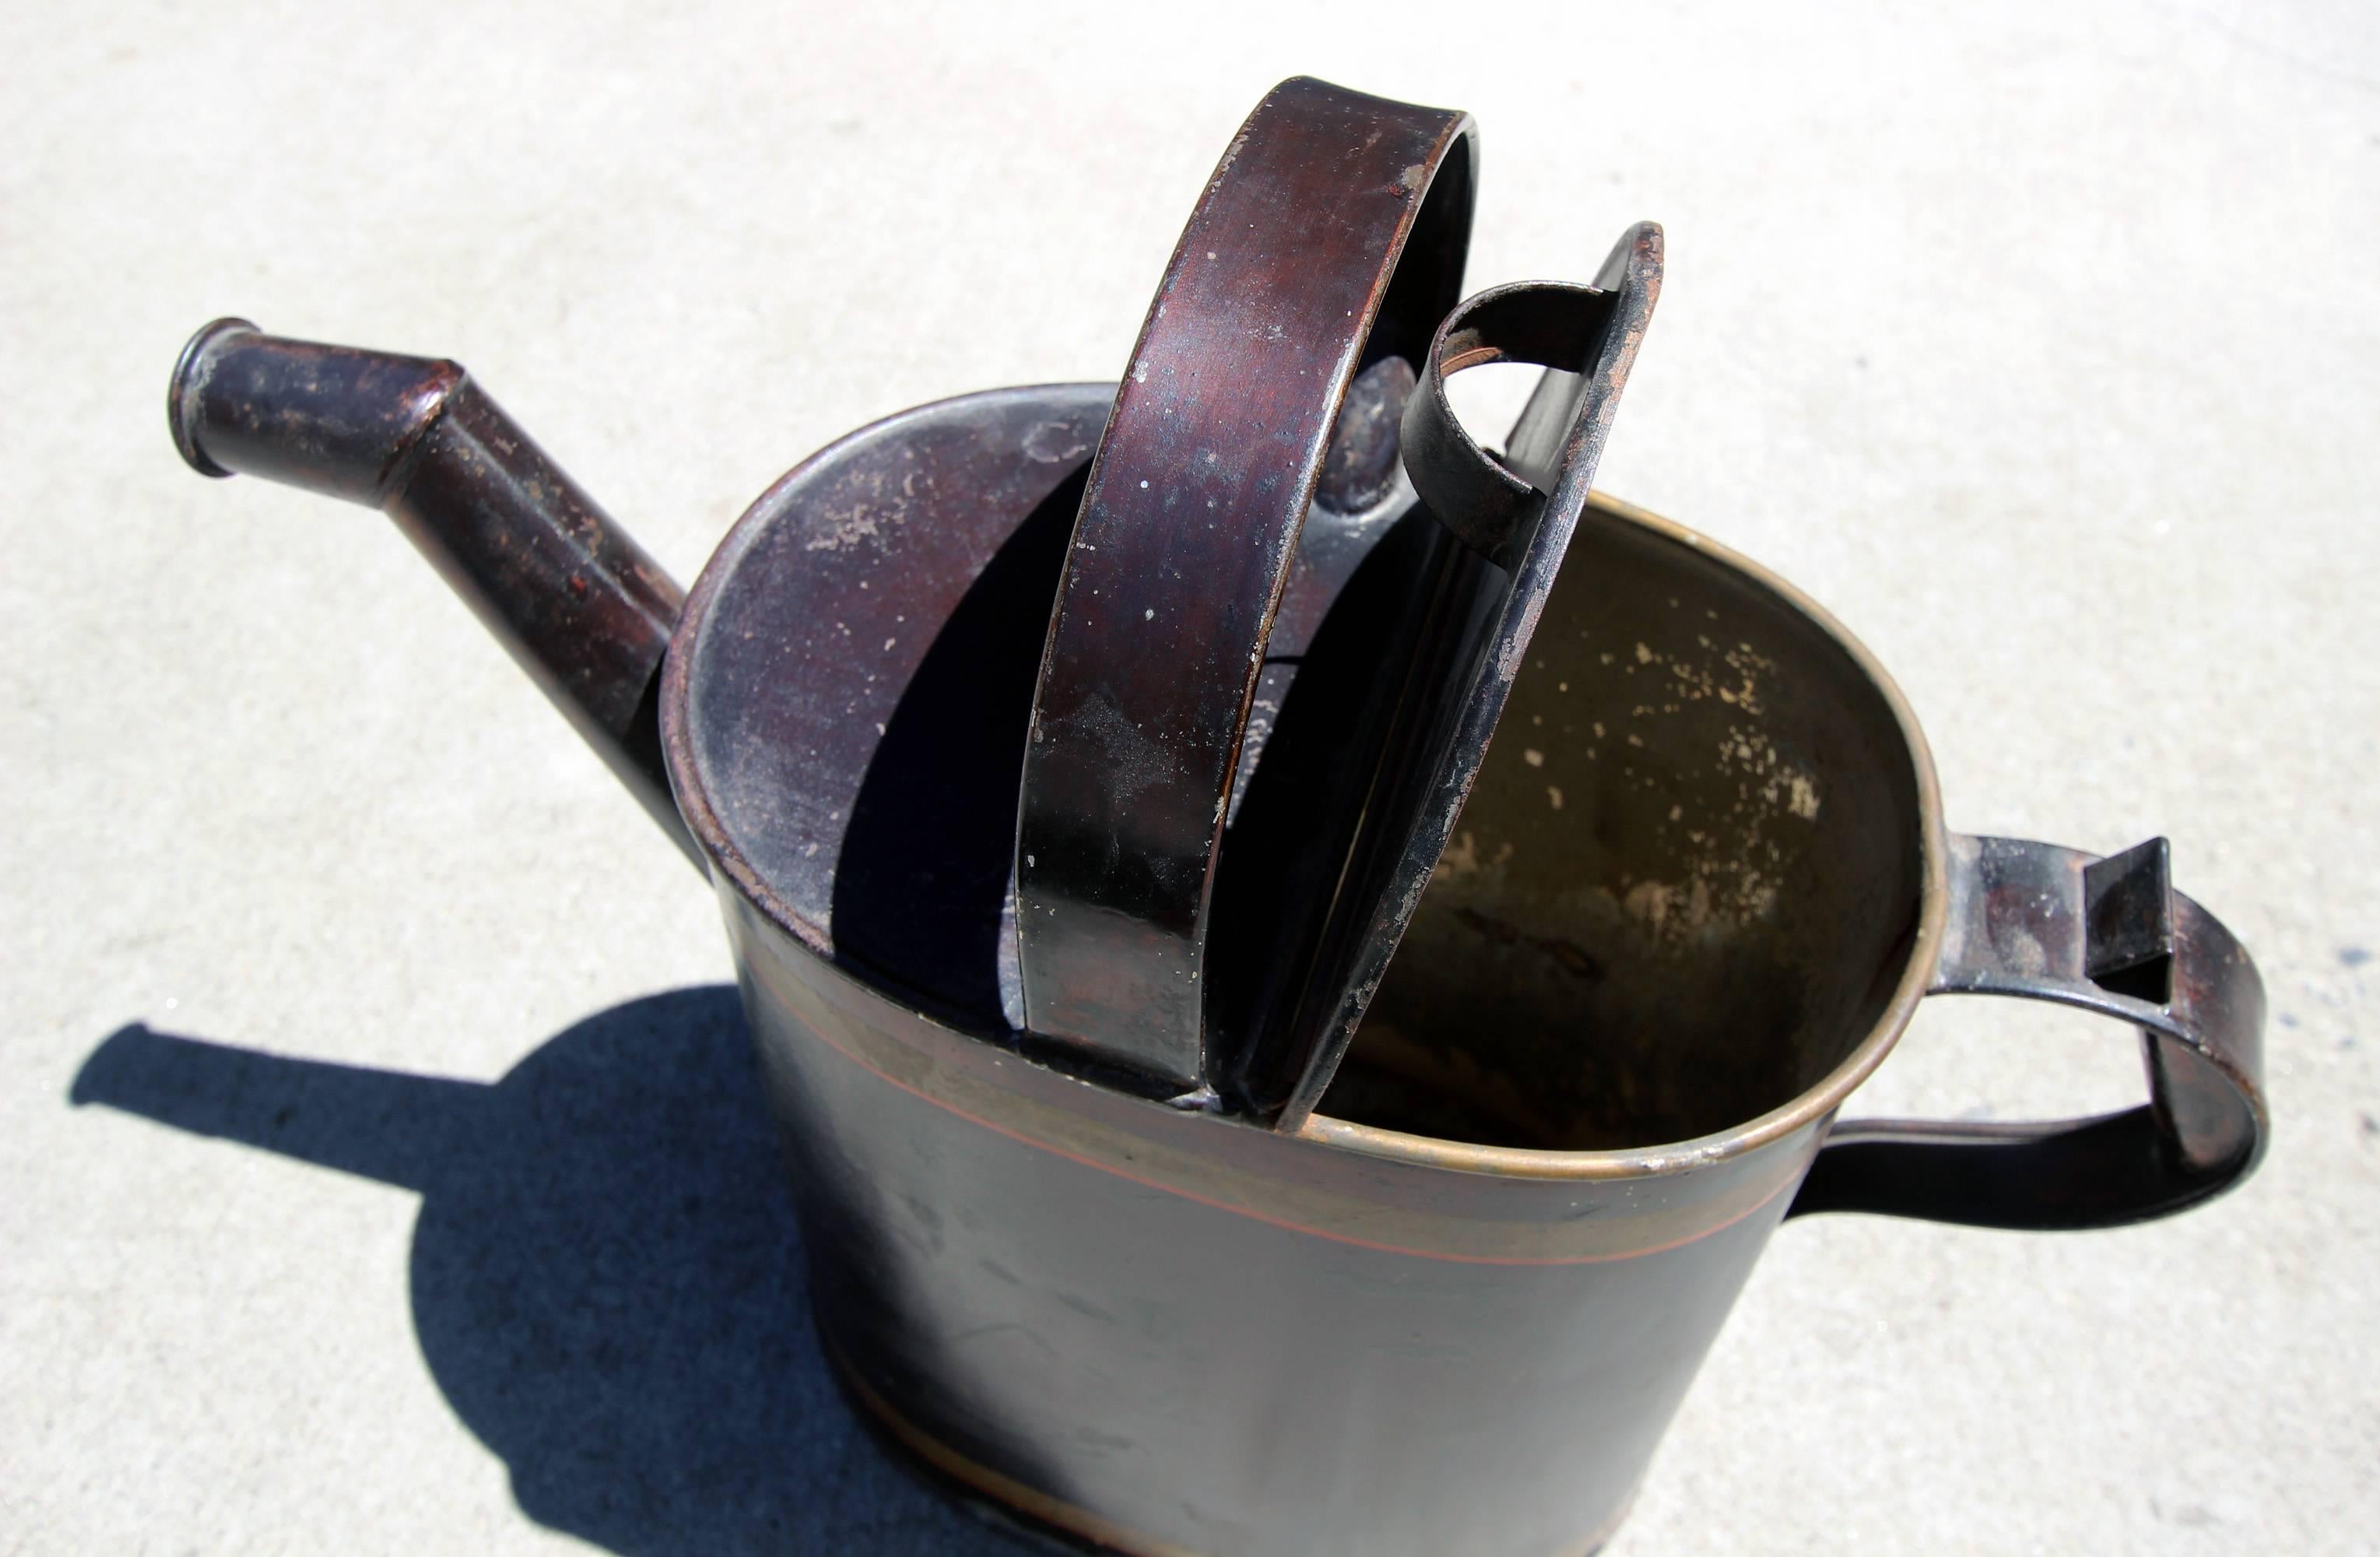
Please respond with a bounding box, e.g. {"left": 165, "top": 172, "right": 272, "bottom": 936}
{"left": 170, "top": 319, "right": 699, "bottom": 869}
{"left": 1789, "top": 834, "right": 2268, "bottom": 1229}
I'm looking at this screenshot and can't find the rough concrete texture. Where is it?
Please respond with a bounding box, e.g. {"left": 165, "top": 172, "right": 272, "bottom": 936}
{"left": 5, "top": 2, "right": 2375, "bottom": 1552}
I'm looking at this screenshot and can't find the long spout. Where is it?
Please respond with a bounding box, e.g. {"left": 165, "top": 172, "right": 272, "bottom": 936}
{"left": 169, "top": 319, "right": 700, "bottom": 870}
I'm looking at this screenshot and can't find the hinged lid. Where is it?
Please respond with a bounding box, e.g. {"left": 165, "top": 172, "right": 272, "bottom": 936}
{"left": 665, "top": 77, "right": 1661, "bottom": 1130}
{"left": 1011, "top": 77, "right": 1662, "bottom": 1123}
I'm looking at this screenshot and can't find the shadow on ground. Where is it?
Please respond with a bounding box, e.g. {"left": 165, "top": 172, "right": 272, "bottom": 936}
{"left": 72, "top": 986, "right": 1025, "bottom": 1556}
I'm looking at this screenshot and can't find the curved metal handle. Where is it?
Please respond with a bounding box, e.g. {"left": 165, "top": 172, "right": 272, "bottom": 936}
{"left": 1013, "top": 77, "right": 1478, "bottom": 1091}
{"left": 1789, "top": 834, "right": 2268, "bottom": 1229}
{"left": 1397, "top": 277, "right": 1620, "bottom": 568}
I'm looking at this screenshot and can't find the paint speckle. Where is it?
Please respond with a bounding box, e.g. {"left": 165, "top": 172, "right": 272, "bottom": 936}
{"left": 1144, "top": 608, "right": 1154, "bottom": 620}
{"left": 2342, "top": 946, "right": 2371, "bottom": 968}
{"left": 1023, "top": 420, "right": 1090, "bottom": 464}
{"left": 1546, "top": 786, "right": 1564, "bottom": 810}
{"left": 1523, "top": 748, "right": 1544, "bottom": 767}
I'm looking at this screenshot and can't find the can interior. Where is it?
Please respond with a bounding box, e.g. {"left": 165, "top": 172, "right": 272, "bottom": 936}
{"left": 1315, "top": 505, "right": 1927, "bottom": 1150}
{"left": 681, "top": 388, "right": 1925, "bottom": 1155}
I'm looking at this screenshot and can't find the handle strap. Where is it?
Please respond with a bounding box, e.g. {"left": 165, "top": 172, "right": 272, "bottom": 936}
{"left": 1013, "top": 77, "right": 1476, "bottom": 1091}
{"left": 1789, "top": 835, "right": 2269, "bottom": 1229}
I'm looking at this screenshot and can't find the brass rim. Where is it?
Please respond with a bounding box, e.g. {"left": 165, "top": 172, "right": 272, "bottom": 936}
{"left": 825, "top": 1333, "right": 1201, "bottom": 1557}
{"left": 827, "top": 1327, "right": 1632, "bottom": 1557}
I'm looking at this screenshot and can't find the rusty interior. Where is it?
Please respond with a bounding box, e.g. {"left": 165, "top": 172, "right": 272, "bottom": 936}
{"left": 1316, "top": 506, "right": 1926, "bottom": 1150}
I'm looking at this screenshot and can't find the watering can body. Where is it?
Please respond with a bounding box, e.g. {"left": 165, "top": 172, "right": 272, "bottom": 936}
{"left": 162, "top": 76, "right": 2266, "bottom": 1557}
{"left": 667, "top": 381, "right": 1823, "bottom": 1556}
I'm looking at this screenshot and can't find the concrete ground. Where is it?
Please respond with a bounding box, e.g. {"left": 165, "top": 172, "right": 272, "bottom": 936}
{"left": 5, "top": 2, "right": 2375, "bottom": 1552}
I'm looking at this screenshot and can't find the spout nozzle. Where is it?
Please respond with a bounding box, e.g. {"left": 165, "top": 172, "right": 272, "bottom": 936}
{"left": 168, "top": 317, "right": 259, "bottom": 478}
{"left": 163, "top": 318, "right": 466, "bottom": 505}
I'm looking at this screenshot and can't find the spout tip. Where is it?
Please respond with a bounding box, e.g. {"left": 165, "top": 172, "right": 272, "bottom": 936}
{"left": 168, "top": 317, "right": 260, "bottom": 478}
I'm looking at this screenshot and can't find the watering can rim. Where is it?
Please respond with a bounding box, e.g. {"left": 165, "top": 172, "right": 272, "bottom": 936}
{"left": 655, "top": 383, "right": 1956, "bottom": 1185}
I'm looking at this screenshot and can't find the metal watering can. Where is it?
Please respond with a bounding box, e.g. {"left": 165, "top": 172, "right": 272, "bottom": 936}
{"left": 161, "top": 77, "right": 2266, "bottom": 1557}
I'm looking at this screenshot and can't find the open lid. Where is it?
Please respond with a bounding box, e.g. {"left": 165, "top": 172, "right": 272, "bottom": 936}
{"left": 1224, "top": 242, "right": 1664, "bottom": 1127}
{"left": 1013, "top": 76, "right": 1662, "bottom": 1122}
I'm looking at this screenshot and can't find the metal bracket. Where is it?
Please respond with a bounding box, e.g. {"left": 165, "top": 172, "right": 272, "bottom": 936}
{"left": 1396, "top": 276, "right": 1624, "bottom": 571}
{"left": 2083, "top": 836, "right": 2175, "bottom": 1005}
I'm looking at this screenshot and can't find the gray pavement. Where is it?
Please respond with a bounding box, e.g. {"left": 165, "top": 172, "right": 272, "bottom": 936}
{"left": 5, "top": 2, "right": 2376, "bottom": 1552}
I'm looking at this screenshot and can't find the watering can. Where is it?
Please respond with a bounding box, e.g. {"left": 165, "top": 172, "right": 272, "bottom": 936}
{"left": 159, "top": 76, "right": 2266, "bottom": 1557}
